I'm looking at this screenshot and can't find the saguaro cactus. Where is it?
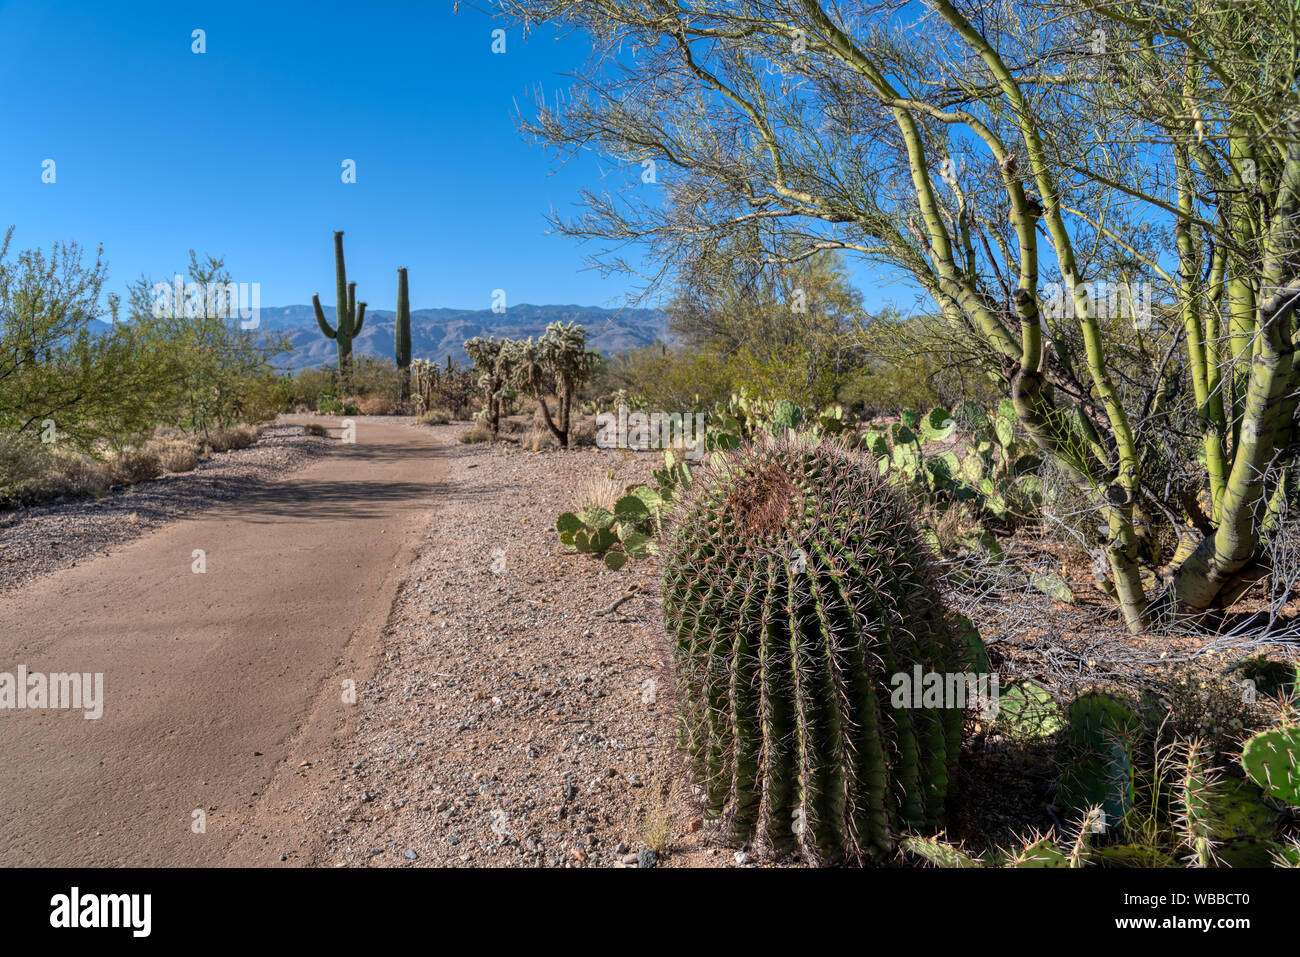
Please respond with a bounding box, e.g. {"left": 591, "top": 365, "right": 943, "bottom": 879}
{"left": 661, "top": 436, "right": 971, "bottom": 863}
{"left": 395, "top": 267, "right": 411, "bottom": 398}
{"left": 312, "top": 231, "right": 367, "bottom": 377}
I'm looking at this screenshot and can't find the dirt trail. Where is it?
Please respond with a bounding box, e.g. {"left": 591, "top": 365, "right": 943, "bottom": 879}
{"left": 0, "top": 416, "right": 445, "bottom": 866}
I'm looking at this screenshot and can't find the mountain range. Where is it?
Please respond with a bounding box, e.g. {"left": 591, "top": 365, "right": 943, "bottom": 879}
{"left": 255, "top": 303, "right": 669, "bottom": 370}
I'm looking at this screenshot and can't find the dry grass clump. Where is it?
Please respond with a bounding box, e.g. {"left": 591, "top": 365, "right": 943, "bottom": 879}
{"left": 417, "top": 407, "right": 453, "bottom": 426}
{"left": 206, "top": 424, "right": 260, "bottom": 453}
{"left": 518, "top": 429, "right": 555, "bottom": 451}
{"left": 355, "top": 393, "right": 401, "bottom": 416}
{"left": 498, "top": 415, "right": 530, "bottom": 435}
{"left": 149, "top": 438, "right": 200, "bottom": 473}
{"left": 107, "top": 446, "right": 163, "bottom": 485}
{"left": 577, "top": 473, "right": 624, "bottom": 512}
{"left": 458, "top": 423, "right": 494, "bottom": 444}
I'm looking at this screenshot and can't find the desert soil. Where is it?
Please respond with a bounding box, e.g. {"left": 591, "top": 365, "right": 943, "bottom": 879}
{"left": 0, "top": 417, "right": 443, "bottom": 865}
{"left": 0, "top": 416, "right": 731, "bottom": 868}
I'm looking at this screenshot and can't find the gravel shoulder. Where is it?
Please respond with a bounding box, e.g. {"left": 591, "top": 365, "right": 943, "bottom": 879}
{"left": 251, "top": 425, "right": 731, "bottom": 868}
{"left": 0, "top": 423, "right": 334, "bottom": 595}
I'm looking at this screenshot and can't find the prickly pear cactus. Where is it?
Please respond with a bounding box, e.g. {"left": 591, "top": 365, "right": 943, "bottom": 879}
{"left": 1242, "top": 726, "right": 1300, "bottom": 807}
{"left": 1058, "top": 691, "right": 1142, "bottom": 827}
{"left": 661, "top": 436, "right": 969, "bottom": 863}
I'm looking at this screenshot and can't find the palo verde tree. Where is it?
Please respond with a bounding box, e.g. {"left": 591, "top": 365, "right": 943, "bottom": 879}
{"left": 0, "top": 228, "right": 172, "bottom": 449}
{"left": 125, "top": 251, "right": 288, "bottom": 437}
{"left": 500, "top": 0, "right": 1300, "bottom": 631}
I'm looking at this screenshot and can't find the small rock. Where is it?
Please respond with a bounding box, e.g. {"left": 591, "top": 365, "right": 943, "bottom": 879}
{"left": 404, "top": 849, "right": 418, "bottom": 860}
{"left": 637, "top": 849, "right": 658, "bottom": 869}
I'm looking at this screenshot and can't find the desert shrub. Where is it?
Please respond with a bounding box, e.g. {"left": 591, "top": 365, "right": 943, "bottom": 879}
{"left": 519, "top": 428, "right": 555, "bottom": 451}
{"left": 417, "top": 407, "right": 452, "bottom": 426}
{"left": 349, "top": 356, "right": 406, "bottom": 404}
{"left": 840, "top": 311, "right": 1004, "bottom": 418}
{"left": 48, "top": 452, "right": 112, "bottom": 500}
{"left": 569, "top": 415, "right": 599, "bottom": 447}
{"left": 0, "top": 434, "right": 51, "bottom": 493}
{"left": 150, "top": 438, "right": 200, "bottom": 473}
{"left": 355, "top": 393, "right": 400, "bottom": 416}
{"left": 498, "top": 414, "right": 529, "bottom": 435}
{"left": 206, "top": 424, "right": 260, "bottom": 453}
{"left": 1153, "top": 666, "right": 1268, "bottom": 762}
{"left": 108, "top": 446, "right": 163, "bottom": 485}
{"left": 286, "top": 367, "right": 340, "bottom": 411}
{"left": 595, "top": 344, "right": 736, "bottom": 413}
{"left": 122, "top": 252, "right": 290, "bottom": 436}
{"left": 458, "top": 424, "right": 494, "bottom": 444}
{"left": 316, "top": 394, "right": 357, "bottom": 416}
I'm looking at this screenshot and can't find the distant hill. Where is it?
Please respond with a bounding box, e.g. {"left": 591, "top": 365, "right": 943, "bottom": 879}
{"left": 257, "top": 303, "right": 669, "bottom": 370}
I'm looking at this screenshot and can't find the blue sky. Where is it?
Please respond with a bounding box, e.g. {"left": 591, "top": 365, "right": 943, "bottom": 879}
{"left": 0, "top": 0, "right": 650, "bottom": 311}
{"left": 0, "top": 0, "right": 923, "bottom": 315}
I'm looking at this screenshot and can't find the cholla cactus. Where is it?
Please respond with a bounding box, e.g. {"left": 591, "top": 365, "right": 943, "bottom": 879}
{"left": 464, "top": 336, "right": 512, "bottom": 434}
{"left": 539, "top": 321, "right": 594, "bottom": 446}
{"left": 661, "top": 435, "right": 971, "bottom": 863}
{"left": 500, "top": 322, "right": 594, "bottom": 447}
{"left": 312, "top": 231, "right": 367, "bottom": 378}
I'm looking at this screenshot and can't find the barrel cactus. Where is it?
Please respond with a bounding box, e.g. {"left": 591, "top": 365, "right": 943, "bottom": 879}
{"left": 661, "top": 436, "right": 973, "bottom": 863}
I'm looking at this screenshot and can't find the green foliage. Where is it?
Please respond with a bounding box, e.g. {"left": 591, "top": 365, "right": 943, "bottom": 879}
{"left": 661, "top": 437, "right": 967, "bottom": 863}
{"left": 992, "top": 680, "right": 1064, "bottom": 740}
{"left": 667, "top": 248, "right": 865, "bottom": 411}
{"left": 0, "top": 230, "right": 182, "bottom": 450}
{"left": 908, "top": 729, "right": 1300, "bottom": 869}
{"left": 839, "top": 310, "right": 1004, "bottom": 417}
{"left": 121, "top": 250, "right": 289, "bottom": 438}
{"left": 556, "top": 449, "right": 691, "bottom": 570}
{"left": 858, "top": 400, "right": 1046, "bottom": 549}
{"left": 316, "top": 393, "right": 357, "bottom": 416}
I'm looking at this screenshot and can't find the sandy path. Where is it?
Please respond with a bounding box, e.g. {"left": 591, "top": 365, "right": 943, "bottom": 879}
{"left": 0, "top": 416, "right": 445, "bottom": 866}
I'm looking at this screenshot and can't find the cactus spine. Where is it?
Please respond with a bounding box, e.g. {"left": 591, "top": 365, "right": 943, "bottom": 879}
{"left": 312, "top": 231, "right": 367, "bottom": 377}
{"left": 396, "top": 267, "right": 411, "bottom": 398}
{"left": 661, "top": 437, "right": 970, "bottom": 863}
